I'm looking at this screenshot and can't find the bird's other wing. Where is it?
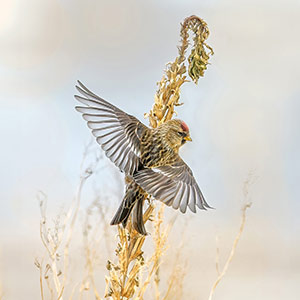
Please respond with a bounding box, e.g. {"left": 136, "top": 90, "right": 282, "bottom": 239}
{"left": 133, "top": 157, "right": 211, "bottom": 213}
{"left": 75, "top": 81, "right": 148, "bottom": 175}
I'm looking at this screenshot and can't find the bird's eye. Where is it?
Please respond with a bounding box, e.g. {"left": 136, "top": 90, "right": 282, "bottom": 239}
{"left": 177, "top": 131, "right": 185, "bottom": 137}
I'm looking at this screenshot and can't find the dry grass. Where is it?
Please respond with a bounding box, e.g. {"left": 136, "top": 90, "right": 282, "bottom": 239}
{"left": 208, "top": 172, "right": 255, "bottom": 300}
{"left": 35, "top": 143, "right": 102, "bottom": 300}
{"left": 104, "top": 204, "right": 172, "bottom": 300}
{"left": 79, "top": 198, "right": 111, "bottom": 299}
{"left": 208, "top": 203, "right": 252, "bottom": 300}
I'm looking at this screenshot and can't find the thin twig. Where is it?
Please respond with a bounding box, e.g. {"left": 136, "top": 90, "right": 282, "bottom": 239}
{"left": 208, "top": 203, "right": 252, "bottom": 300}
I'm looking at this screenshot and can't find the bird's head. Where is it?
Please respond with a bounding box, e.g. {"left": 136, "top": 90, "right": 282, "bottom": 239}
{"left": 159, "top": 119, "right": 192, "bottom": 152}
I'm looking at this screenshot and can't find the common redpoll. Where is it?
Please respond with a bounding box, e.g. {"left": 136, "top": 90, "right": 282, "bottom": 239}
{"left": 75, "top": 81, "right": 211, "bottom": 235}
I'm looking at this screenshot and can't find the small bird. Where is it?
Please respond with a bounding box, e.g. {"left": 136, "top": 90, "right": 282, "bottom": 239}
{"left": 75, "top": 81, "right": 211, "bottom": 235}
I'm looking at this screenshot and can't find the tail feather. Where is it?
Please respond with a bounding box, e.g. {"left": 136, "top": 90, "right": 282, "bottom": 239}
{"left": 110, "top": 200, "right": 132, "bottom": 226}
{"left": 110, "top": 179, "right": 147, "bottom": 235}
{"left": 132, "top": 197, "right": 147, "bottom": 235}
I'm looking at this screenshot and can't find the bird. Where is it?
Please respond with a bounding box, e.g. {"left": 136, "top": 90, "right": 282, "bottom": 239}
{"left": 75, "top": 81, "right": 211, "bottom": 235}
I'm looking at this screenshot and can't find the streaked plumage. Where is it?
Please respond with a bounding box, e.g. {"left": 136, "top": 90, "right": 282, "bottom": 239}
{"left": 110, "top": 177, "right": 148, "bottom": 235}
{"left": 75, "top": 81, "right": 211, "bottom": 234}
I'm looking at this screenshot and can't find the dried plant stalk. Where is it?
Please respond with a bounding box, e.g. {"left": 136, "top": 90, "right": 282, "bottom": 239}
{"left": 208, "top": 203, "right": 252, "bottom": 300}
{"left": 146, "top": 15, "right": 214, "bottom": 128}
{"left": 104, "top": 205, "right": 154, "bottom": 300}
{"left": 35, "top": 143, "right": 100, "bottom": 300}
{"left": 79, "top": 199, "right": 109, "bottom": 300}
{"left": 105, "top": 15, "right": 213, "bottom": 300}
{"left": 208, "top": 172, "right": 255, "bottom": 300}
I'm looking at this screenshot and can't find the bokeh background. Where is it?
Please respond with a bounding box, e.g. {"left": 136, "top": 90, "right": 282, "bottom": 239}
{"left": 0, "top": 0, "right": 299, "bottom": 299}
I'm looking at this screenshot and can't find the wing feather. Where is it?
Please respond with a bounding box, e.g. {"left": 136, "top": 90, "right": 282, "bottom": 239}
{"left": 75, "top": 81, "right": 148, "bottom": 175}
{"left": 133, "top": 157, "right": 211, "bottom": 213}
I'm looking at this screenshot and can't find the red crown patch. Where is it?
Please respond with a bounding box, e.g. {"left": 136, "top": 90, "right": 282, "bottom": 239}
{"left": 181, "top": 121, "right": 189, "bottom": 132}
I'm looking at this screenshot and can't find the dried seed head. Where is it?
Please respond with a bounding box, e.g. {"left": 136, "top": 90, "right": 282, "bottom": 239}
{"left": 147, "top": 15, "right": 213, "bottom": 126}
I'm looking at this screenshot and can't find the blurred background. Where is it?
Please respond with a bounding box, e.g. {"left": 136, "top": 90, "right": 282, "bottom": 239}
{"left": 0, "top": 0, "right": 299, "bottom": 299}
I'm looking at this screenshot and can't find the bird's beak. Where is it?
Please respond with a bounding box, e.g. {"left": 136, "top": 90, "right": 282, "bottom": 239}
{"left": 184, "top": 135, "right": 192, "bottom": 142}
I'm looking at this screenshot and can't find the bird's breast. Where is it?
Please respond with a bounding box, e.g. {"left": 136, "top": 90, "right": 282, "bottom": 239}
{"left": 140, "top": 135, "right": 175, "bottom": 168}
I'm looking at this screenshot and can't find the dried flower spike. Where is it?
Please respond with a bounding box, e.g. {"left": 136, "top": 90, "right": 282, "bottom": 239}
{"left": 148, "top": 15, "right": 213, "bottom": 127}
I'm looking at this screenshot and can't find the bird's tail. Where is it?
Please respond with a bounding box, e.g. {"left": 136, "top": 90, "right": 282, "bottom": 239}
{"left": 110, "top": 179, "right": 148, "bottom": 235}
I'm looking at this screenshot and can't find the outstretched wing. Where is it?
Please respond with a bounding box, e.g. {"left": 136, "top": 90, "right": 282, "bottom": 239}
{"left": 75, "top": 81, "right": 147, "bottom": 175}
{"left": 133, "top": 157, "right": 211, "bottom": 213}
